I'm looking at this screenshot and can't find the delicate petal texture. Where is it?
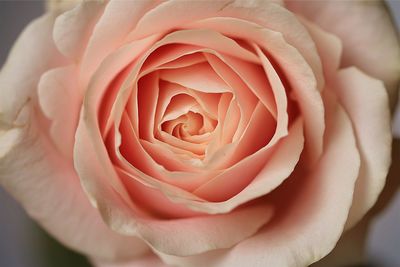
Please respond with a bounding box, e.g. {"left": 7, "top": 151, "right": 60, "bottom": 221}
{"left": 0, "top": 13, "right": 67, "bottom": 127}
{"left": 0, "top": 10, "right": 148, "bottom": 262}
{"left": 286, "top": 0, "right": 400, "bottom": 107}
{"left": 0, "top": 107, "right": 149, "bottom": 262}
{"left": 93, "top": 253, "right": 168, "bottom": 267}
{"left": 80, "top": 0, "right": 158, "bottom": 86}
{"left": 38, "top": 65, "right": 81, "bottom": 158}
{"left": 129, "top": 0, "right": 324, "bottom": 89}
{"left": 157, "top": 92, "right": 360, "bottom": 267}
{"left": 2, "top": 2, "right": 397, "bottom": 267}
{"left": 311, "top": 218, "right": 369, "bottom": 267}
{"left": 53, "top": 1, "right": 105, "bottom": 61}
{"left": 300, "top": 18, "right": 342, "bottom": 81}
{"left": 332, "top": 68, "right": 392, "bottom": 229}
{"left": 75, "top": 104, "right": 274, "bottom": 256}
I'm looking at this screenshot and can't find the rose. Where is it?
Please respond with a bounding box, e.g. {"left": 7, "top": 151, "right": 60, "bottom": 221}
{"left": 0, "top": 1, "right": 399, "bottom": 266}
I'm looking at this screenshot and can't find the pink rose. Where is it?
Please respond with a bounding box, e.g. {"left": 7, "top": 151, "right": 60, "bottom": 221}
{"left": 1, "top": 1, "right": 399, "bottom": 266}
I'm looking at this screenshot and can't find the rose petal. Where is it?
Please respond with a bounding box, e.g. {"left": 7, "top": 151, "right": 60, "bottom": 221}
{"left": 332, "top": 67, "right": 392, "bottom": 229}
{"left": 158, "top": 91, "right": 360, "bottom": 267}
{"left": 38, "top": 65, "right": 81, "bottom": 159}
{"left": 80, "top": 1, "right": 159, "bottom": 86}
{"left": 76, "top": 101, "right": 274, "bottom": 256}
{"left": 92, "top": 253, "right": 168, "bottom": 267}
{"left": 53, "top": 1, "right": 105, "bottom": 61}
{"left": 159, "top": 62, "right": 232, "bottom": 93}
{"left": 129, "top": 0, "right": 324, "bottom": 90}
{"left": 286, "top": 0, "right": 400, "bottom": 108}
{"left": 193, "top": 118, "right": 303, "bottom": 203}
{"left": 0, "top": 107, "right": 148, "bottom": 262}
{"left": 187, "top": 17, "right": 324, "bottom": 165}
{"left": 0, "top": 14, "right": 67, "bottom": 127}
{"left": 300, "top": 18, "right": 342, "bottom": 82}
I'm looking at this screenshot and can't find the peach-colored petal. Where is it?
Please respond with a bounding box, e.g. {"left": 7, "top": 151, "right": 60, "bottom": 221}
{"left": 92, "top": 253, "right": 168, "bottom": 267}
{"left": 1, "top": 107, "right": 149, "bottom": 262}
{"left": 77, "top": 97, "right": 274, "bottom": 256}
{"left": 332, "top": 67, "right": 392, "bottom": 229}
{"left": 129, "top": 0, "right": 324, "bottom": 90}
{"left": 0, "top": 13, "right": 146, "bottom": 261}
{"left": 159, "top": 63, "right": 231, "bottom": 93}
{"left": 194, "top": 118, "right": 303, "bottom": 203}
{"left": 160, "top": 53, "right": 207, "bottom": 69}
{"left": 300, "top": 18, "right": 342, "bottom": 82}
{"left": 76, "top": 119, "right": 275, "bottom": 254}
{"left": 0, "top": 14, "right": 67, "bottom": 126}
{"left": 38, "top": 65, "right": 81, "bottom": 159}
{"left": 204, "top": 54, "right": 260, "bottom": 145}
{"left": 108, "top": 29, "right": 259, "bottom": 143}
{"left": 158, "top": 92, "right": 360, "bottom": 267}
{"left": 80, "top": 1, "right": 159, "bottom": 87}
{"left": 187, "top": 17, "right": 324, "bottom": 165}
{"left": 53, "top": 1, "right": 105, "bottom": 61}
{"left": 286, "top": 0, "right": 400, "bottom": 107}
{"left": 118, "top": 112, "right": 216, "bottom": 189}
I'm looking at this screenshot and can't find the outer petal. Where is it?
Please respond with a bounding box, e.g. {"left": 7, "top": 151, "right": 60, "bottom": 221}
{"left": 332, "top": 68, "right": 392, "bottom": 229}
{"left": 38, "top": 65, "right": 81, "bottom": 159}
{"left": 0, "top": 11, "right": 148, "bottom": 262}
{"left": 0, "top": 13, "right": 67, "bottom": 128}
{"left": 314, "top": 139, "right": 400, "bottom": 266}
{"left": 0, "top": 107, "right": 149, "bottom": 262}
{"left": 92, "top": 253, "right": 168, "bottom": 267}
{"left": 79, "top": 0, "right": 159, "bottom": 86}
{"left": 286, "top": 0, "right": 400, "bottom": 108}
{"left": 53, "top": 1, "right": 106, "bottom": 61}
{"left": 157, "top": 92, "right": 360, "bottom": 267}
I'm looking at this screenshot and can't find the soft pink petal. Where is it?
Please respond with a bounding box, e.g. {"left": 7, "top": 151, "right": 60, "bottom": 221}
{"left": 53, "top": 1, "right": 105, "bottom": 61}
{"left": 286, "top": 0, "right": 400, "bottom": 107}
{"left": 0, "top": 13, "right": 67, "bottom": 127}
{"left": 193, "top": 118, "right": 303, "bottom": 203}
{"left": 92, "top": 253, "right": 168, "bottom": 267}
{"left": 158, "top": 91, "right": 360, "bottom": 267}
{"left": 187, "top": 17, "right": 324, "bottom": 165}
{"left": 332, "top": 67, "right": 392, "bottom": 229}
{"left": 159, "top": 62, "right": 231, "bottom": 93}
{"left": 76, "top": 95, "right": 274, "bottom": 257}
{"left": 107, "top": 29, "right": 259, "bottom": 148}
{"left": 80, "top": 1, "right": 159, "bottom": 87}
{"left": 300, "top": 18, "right": 342, "bottom": 82}
{"left": 0, "top": 13, "right": 144, "bottom": 262}
{"left": 129, "top": 0, "right": 324, "bottom": 90}
{"left": 1, "top": 107, "right": 149, "bottom": 262}
{"left": 38, "top": 65, "right": 81, "bottom": 159}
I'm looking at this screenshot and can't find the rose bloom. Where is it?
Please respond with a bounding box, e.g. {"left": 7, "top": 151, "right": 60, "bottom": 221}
{"left": 1, "top": 0, "right": 399, "bottom": 266}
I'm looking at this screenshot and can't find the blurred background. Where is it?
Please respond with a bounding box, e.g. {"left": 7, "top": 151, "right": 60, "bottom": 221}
{"left": 0, "top": 1, "right": 399, "bottom": 267}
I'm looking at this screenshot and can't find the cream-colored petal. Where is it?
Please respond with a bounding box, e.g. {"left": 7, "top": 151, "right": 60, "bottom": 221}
{"left": 332, "top": 67, "right": 392, "bottom": 229}
{"left": 92, "top": 253, "right": 168, "bottom": 267}
{"left": 53, "top": 1, "right": 105, "bottom": 61}
{"left": 0, "top": 13, "right": 67, "bottom": 127}
{"left": 80, "top": 1, "right": 159, "bottom": 87}
{"left": 286, "top": 0, "right": 400, "bottom": 108}
{"left": 38, "top": 65, "right": 81, "bottom": 159}
{"left": 129, "top": 0, "right": 323, "bottom": 90}
{"left": 1, "top": 107, "right": 148, "bottom": 262}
